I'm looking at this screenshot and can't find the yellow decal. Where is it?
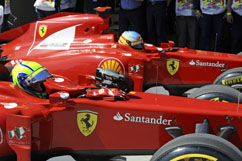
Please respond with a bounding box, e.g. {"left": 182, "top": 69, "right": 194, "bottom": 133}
{"left": 202, "top": 0, "right": 224, "bottom": 7}
{"left": 10, "top": 83, "right": 15, "bottom": 88}
{"left": 210, "top": 97, "right": 228, "bottom": 103}
{"left": 171, "top": 153, "right": 218, "bottom": 161}
{"left": 77, "top": 110, "right": 98, "bottom": 136}
{"left": 98, "top": 89, "right": 105, "bottom": 94}
{"left": 99, "top": 58, "right": 124, "bottom": 74}
{"left": 222, "top": 76, "right": 242, "bottom": 85}
{"left": 39, "top": 25, "right": 47, "bottom": 37}
{"left": 167, "top": 59, "right": 179, "bottom": 75}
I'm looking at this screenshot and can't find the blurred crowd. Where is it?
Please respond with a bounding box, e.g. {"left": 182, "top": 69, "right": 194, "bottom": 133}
{"left": 0, "top": 0, "right": 242, "bottom": 54}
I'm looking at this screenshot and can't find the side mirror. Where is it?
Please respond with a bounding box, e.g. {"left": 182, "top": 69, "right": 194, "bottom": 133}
{"left": 49, "top": 91, "right": 69, "bottom": 104}
{"left": 160, "top": 40, "right": 175, "bottom": 49}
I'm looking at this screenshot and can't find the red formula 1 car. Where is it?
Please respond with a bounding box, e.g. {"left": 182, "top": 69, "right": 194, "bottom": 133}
{"left": 1, "top": 12, "right": 242, "bottom": 96}
{"left": 0, "top": 57, "right": 241, "bottom": 161}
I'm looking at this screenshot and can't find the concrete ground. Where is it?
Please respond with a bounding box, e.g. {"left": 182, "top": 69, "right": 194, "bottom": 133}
{"left": 120, "top": 156, "right": 152, "bottom": 161}
{"left": 47, "top": 155, "right": 153, "bottom": 161}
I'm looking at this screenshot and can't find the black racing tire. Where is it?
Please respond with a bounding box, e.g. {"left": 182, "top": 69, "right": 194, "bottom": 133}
{"left": 0, "top": 155, "right": 16, "bottom": 161}
{"left": 214, "top": 67, "right": 242, "bottom": 87}
{"left": 151, "top": 133, "right": 242, "bottom": 161}
{"left": 188, "top": 84, "right": 242, "bottom": 103}
{"left": 31, "top": 155, "right": 51, "bottom": 161}
{"left": 72, "top": 155, "right": 115, "bottom": 161}
{"left": 0, "top": 64, "right": 10, "bottom": 81}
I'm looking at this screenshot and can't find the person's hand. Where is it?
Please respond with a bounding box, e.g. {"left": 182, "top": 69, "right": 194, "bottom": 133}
{"left": 195, "top": 10, "right": 202, "bottom": 20}
{"left": 114, "top": 90, "right": 129, "bottom": 101}
{"left": 226, "top": 13, "right": 233, "bottom": 23}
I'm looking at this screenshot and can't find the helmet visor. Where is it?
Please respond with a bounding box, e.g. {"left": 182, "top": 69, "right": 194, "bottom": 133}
{"left": 130, "top": 40, "right": 144, "bottom": 50}
{"left": 26, "top": 67, "right": 52, "bottom": 84}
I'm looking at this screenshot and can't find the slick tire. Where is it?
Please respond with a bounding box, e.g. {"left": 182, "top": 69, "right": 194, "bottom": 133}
{"left": 214, "top": 67, "right": 242, "bottom": 90}
{"left": 188, "top": 84, "right": 242, "bottom": 103}
{"left": 151, "top": 133, "right": 242, "bottom": 161}
{"left": 31, "top": 154, "right": 51, "bottom": 161}
{"left": 0, "top": 155, "right": 16, "bottom": 161}
{"left": 0, "top": 64, "right": 10, "bottom": 81}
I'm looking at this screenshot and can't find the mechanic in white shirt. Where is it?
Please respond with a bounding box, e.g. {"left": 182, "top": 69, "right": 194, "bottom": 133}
{"left": 34, "top": 0, "right": 61, "bottom": 19}
{"left": 60, "top": 0, "right": 76, "bottom": 12}
{"left": 175, "top": 0, "right": 198, "bottom": 49}
{"left": 226, "top": 0, "right": 242, "bottom": 53}
{"left": 194, "top": 0, "right": 226, "bottom": 52}
{"left": 0, "top": 0, "right": 11, "bottom": 32}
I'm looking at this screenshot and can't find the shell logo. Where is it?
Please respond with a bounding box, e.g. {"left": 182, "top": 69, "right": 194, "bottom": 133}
{"left": 98, "top": 58, "right": 125, "bottom": 74}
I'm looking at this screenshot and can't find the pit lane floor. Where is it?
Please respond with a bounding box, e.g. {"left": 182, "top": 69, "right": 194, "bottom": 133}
{"left": 47, "top": 155, "right": 153, "bottom": 161}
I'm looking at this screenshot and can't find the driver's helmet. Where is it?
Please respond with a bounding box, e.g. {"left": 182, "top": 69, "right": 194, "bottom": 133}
{"left": 118, "top": 31, "right": 144, "bottom": 50}
{"left": 10, "top": 61, "right": 52, "bottom": 99}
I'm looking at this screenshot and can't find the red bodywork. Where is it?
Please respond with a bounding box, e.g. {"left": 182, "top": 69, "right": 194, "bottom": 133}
{"left": 0, "top": 72, "right": 242, "bottom": 161}
{"left": 0, "top": 13, "right": 242, "bottom": 161}
{"left": 0, "top": 73, "right": 242, "bottom": 161}
{"left": 1, "top": 13, "right": 242, "bottom": 95}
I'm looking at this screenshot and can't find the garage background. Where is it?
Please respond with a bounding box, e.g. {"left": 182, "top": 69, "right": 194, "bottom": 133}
{"left": 8, "top": 0, "right": 236, "bottom": 53}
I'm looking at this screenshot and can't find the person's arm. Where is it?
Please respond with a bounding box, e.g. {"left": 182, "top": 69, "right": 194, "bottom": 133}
{"left": 167, "top": 0, "right": 172, "bottom": 7}
{"left": 0, "top": 0, "right": 4, "bottom": 7}
{"left": 226, "top": 0, "right": 233, "bottom": 23}
{"left": 55, "top": 0, "right": 61, "bottom": 11}
{"left": 193, "top": 0, "right": 202, "bottom": 20}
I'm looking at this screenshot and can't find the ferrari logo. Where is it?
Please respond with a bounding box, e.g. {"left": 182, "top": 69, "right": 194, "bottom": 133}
{"left": 167, "top": 59, "right": 179, "bottom": 75}
{"left": 39, "top": 25, "right": 47, "bottom": 37}
{"left": 77, "top": 110, "right": 98, "bottom": 136}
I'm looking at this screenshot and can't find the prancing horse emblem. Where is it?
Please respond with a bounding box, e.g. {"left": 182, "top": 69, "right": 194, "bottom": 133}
{"left": 39, "top": 25, "right": 47, "bottom": 37}
{"left": 166, "top": 59, "right": 179, "bottom": 75}
{"left": 77, "top": 110, "right": 98, "bottom": 136}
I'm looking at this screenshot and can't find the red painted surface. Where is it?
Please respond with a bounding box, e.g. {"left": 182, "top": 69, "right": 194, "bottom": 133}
{"left": 0, "top": 74, "right": 241, "bottom": 161}
{"left": 0, "top": 13, "right": 242, "bottom": 161}
{"left": 1, "top": 13, "right": 242, "bottom": 92}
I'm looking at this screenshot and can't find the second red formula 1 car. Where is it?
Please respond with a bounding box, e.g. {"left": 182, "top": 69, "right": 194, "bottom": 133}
{"left": 1, "top": 12, "right": 242, "bottom": 96}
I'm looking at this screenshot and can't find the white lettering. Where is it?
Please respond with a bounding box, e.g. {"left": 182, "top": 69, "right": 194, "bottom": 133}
{"left": 157, "top": 116, "right": 163, "bottom": 124}
{"left": 150, "top": 118, "right": 156, "bottom": 124}
{"left": 194, "top": 60, "right": 225, "bottom": 68}
{"left": 123, "top": 113, "right": 172, "bottom": 125}
{"left": 125, "top": 113, "right": 130, "bottom": 121}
